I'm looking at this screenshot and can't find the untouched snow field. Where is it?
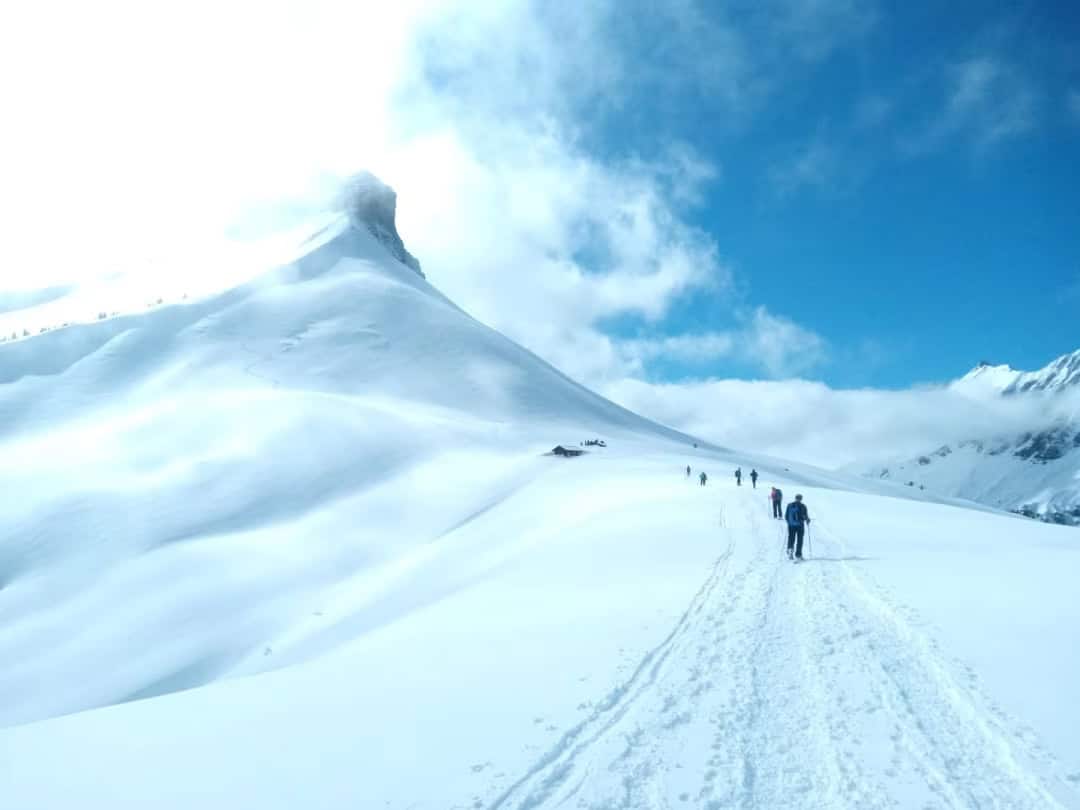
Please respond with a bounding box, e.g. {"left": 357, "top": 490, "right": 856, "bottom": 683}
{"left": 1, "top": 192, "right": 1079, "bottom": 808}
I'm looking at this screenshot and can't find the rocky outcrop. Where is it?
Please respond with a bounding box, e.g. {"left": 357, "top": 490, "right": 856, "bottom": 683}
{"left": 340, "top": 172, "right": 423, "bottom": 277}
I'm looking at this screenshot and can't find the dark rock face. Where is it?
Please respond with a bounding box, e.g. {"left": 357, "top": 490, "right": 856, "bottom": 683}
{"left": 1013, "top": 427, "right": 1079, "bottom": 463}
{"left": 1012, "top": 503, "right": 1080, "bottom": 527}
{"left": 341, "top": 172, "right": 423, "bottom": 277}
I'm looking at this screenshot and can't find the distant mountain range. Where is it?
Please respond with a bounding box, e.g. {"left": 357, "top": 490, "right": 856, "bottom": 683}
{"left": 863, "top": 350, "right": 1080, "bottom": 526}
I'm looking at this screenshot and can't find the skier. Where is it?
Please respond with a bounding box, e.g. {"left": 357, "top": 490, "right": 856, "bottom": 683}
{"left": 785, "top": 494, "right": 810, "bottom": 561}
{"left": 750, "top": 469, "right": 759, "bottom": 489}
{"left": 734, "top": 467, "right": 742, "bottom": 486}
{"left": 686, "top": 465, "right": 691, "bottom": 478}
{"left": 771, "top": 487, "right": 783, "bottom": 519}
{"left": 700, "top": 471, "right": 708, "bottom": 486}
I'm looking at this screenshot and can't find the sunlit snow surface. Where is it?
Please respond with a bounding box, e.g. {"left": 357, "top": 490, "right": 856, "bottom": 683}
{"left": 1, "top": 220, "right": 1078, "bottom": 809}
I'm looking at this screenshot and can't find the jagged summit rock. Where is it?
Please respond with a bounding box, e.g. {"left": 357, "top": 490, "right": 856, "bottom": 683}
{"left": 338, "top": 172, "right": 423, "bottom": 277}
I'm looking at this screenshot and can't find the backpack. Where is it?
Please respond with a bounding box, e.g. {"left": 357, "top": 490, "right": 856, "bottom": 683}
{"left": 785, "top": 501, "right": 804, "bottom": 527}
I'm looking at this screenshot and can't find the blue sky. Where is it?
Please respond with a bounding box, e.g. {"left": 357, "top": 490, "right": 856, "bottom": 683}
{"left": 584, "top": 1, "right": 1080, "bottom": 388}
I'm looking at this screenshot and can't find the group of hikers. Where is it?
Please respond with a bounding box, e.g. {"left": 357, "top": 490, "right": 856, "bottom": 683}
{"left": 686, "top": 464, "right": 811, "bottom": 561}
{"left": 687, "top": 465, "right": 760, "bottom": 489}
{"left": 733, "top": 466, "right": 758, "bottom": 488}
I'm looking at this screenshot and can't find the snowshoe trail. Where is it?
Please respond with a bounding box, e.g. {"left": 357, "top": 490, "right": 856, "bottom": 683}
{"left": 483, "top": 491, "right": 1078, "bottom": 809}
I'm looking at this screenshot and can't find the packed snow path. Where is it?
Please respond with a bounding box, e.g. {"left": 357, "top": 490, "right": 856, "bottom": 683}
{"left": 484, "top": 490, "right": 1075, "bottom": 810}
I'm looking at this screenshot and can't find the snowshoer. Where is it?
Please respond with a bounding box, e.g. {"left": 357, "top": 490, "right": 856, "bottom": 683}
{"left": 686, "top": 465, "right": 691, "bottom": 478}
{"left": 700, "top": 471, "right": 707, "bottom": 486}
{"left": 735, "top": 467, "right": 742, "bottom": 486}
{"left": 771, "top": 487, "right": 783, "bottom": 519}
{"left": 750, "top": 469, "right": 758, "bottom": 488}
{"left": 785, "top": 494, "right": 810, "bottom": 560}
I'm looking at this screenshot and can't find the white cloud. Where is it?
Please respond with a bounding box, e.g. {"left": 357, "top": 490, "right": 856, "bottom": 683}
{"left": 903, "top": 57, "right": 1038, "bottom": 155}
{"left": 617, "top": 306, "right": 828, "bottom": 380}
{"left": 621, "top": 333, "right": 738, "bottom": 366}
{"left": 767, "top": 124, "right": 873, "bottom": 200}
{"left": 768, "top": 134, "right": 840, "bottom": 198}
{"left": 0, "top": 0, "right": 429, "bottom": 288}
{"left": 603, "top": 377, "right": 1080, "bottom": 469}
{"left": 770, "top": 0, "right": 877, "bottom": 62}
{"left": 743, "top": 307, "right": 828, "bottom": 377}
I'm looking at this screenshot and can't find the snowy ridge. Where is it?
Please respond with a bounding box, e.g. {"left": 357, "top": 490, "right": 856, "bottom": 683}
{"left": 951, "top": 361, "right": 1021, "bottom": 397}
{"left": 1005, "top": 350, "right": 1080, "bottom": 395}
{"left": 0, "top": 175, "right": 705, "bottom": 730}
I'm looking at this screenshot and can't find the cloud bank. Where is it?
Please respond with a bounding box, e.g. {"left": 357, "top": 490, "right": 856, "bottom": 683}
{"left": 605, "top": 377, "right": 1080, "bottom": 469}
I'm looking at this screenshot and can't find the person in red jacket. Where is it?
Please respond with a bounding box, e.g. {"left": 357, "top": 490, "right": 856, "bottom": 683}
{"left": 770, "top": 487, "right": 783, "bottom": 519}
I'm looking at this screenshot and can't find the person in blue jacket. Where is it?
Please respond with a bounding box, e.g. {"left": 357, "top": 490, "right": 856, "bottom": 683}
{"left": 785, "top": 494, "right": 810, "bottom": 560}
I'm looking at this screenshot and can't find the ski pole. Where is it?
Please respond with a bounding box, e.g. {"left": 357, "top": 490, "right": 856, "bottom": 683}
{"left": 807, "top": 524, "right": 812, "bottom": 558}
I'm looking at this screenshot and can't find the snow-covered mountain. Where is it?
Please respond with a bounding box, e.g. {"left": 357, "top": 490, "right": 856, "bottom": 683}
{"left": 951, "top": 360, "right": 1023, "bottom": 397}
{"left": 955, "top": 351, "right": 1080, "bottom": 397}
{"left": 865, "top": 351, "right": 1080, "bottom": 526}
{"left": 2, "top": 177, "right": 1079, "bottom": 809}
{"left": 1005, "top": 351, "right": 1080, "bottom": 394}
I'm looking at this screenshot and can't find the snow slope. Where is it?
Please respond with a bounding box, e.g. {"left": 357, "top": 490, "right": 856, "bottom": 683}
{"left": 2, "top": 178, "right": 1079, "bottom": 808}
{"left": 865, "top": 436, "right": 1080, "bottom": 524}
{"left": 3, "top": 467, "right": 1079, "bottom": 809}
{"left": 0, "top": 180, "right": 700, "bottom": 730}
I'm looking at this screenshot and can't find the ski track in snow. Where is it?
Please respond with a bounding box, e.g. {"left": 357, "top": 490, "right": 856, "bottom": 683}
{"left": 480, "top": 492, "right": 1078, "bottom": 810}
